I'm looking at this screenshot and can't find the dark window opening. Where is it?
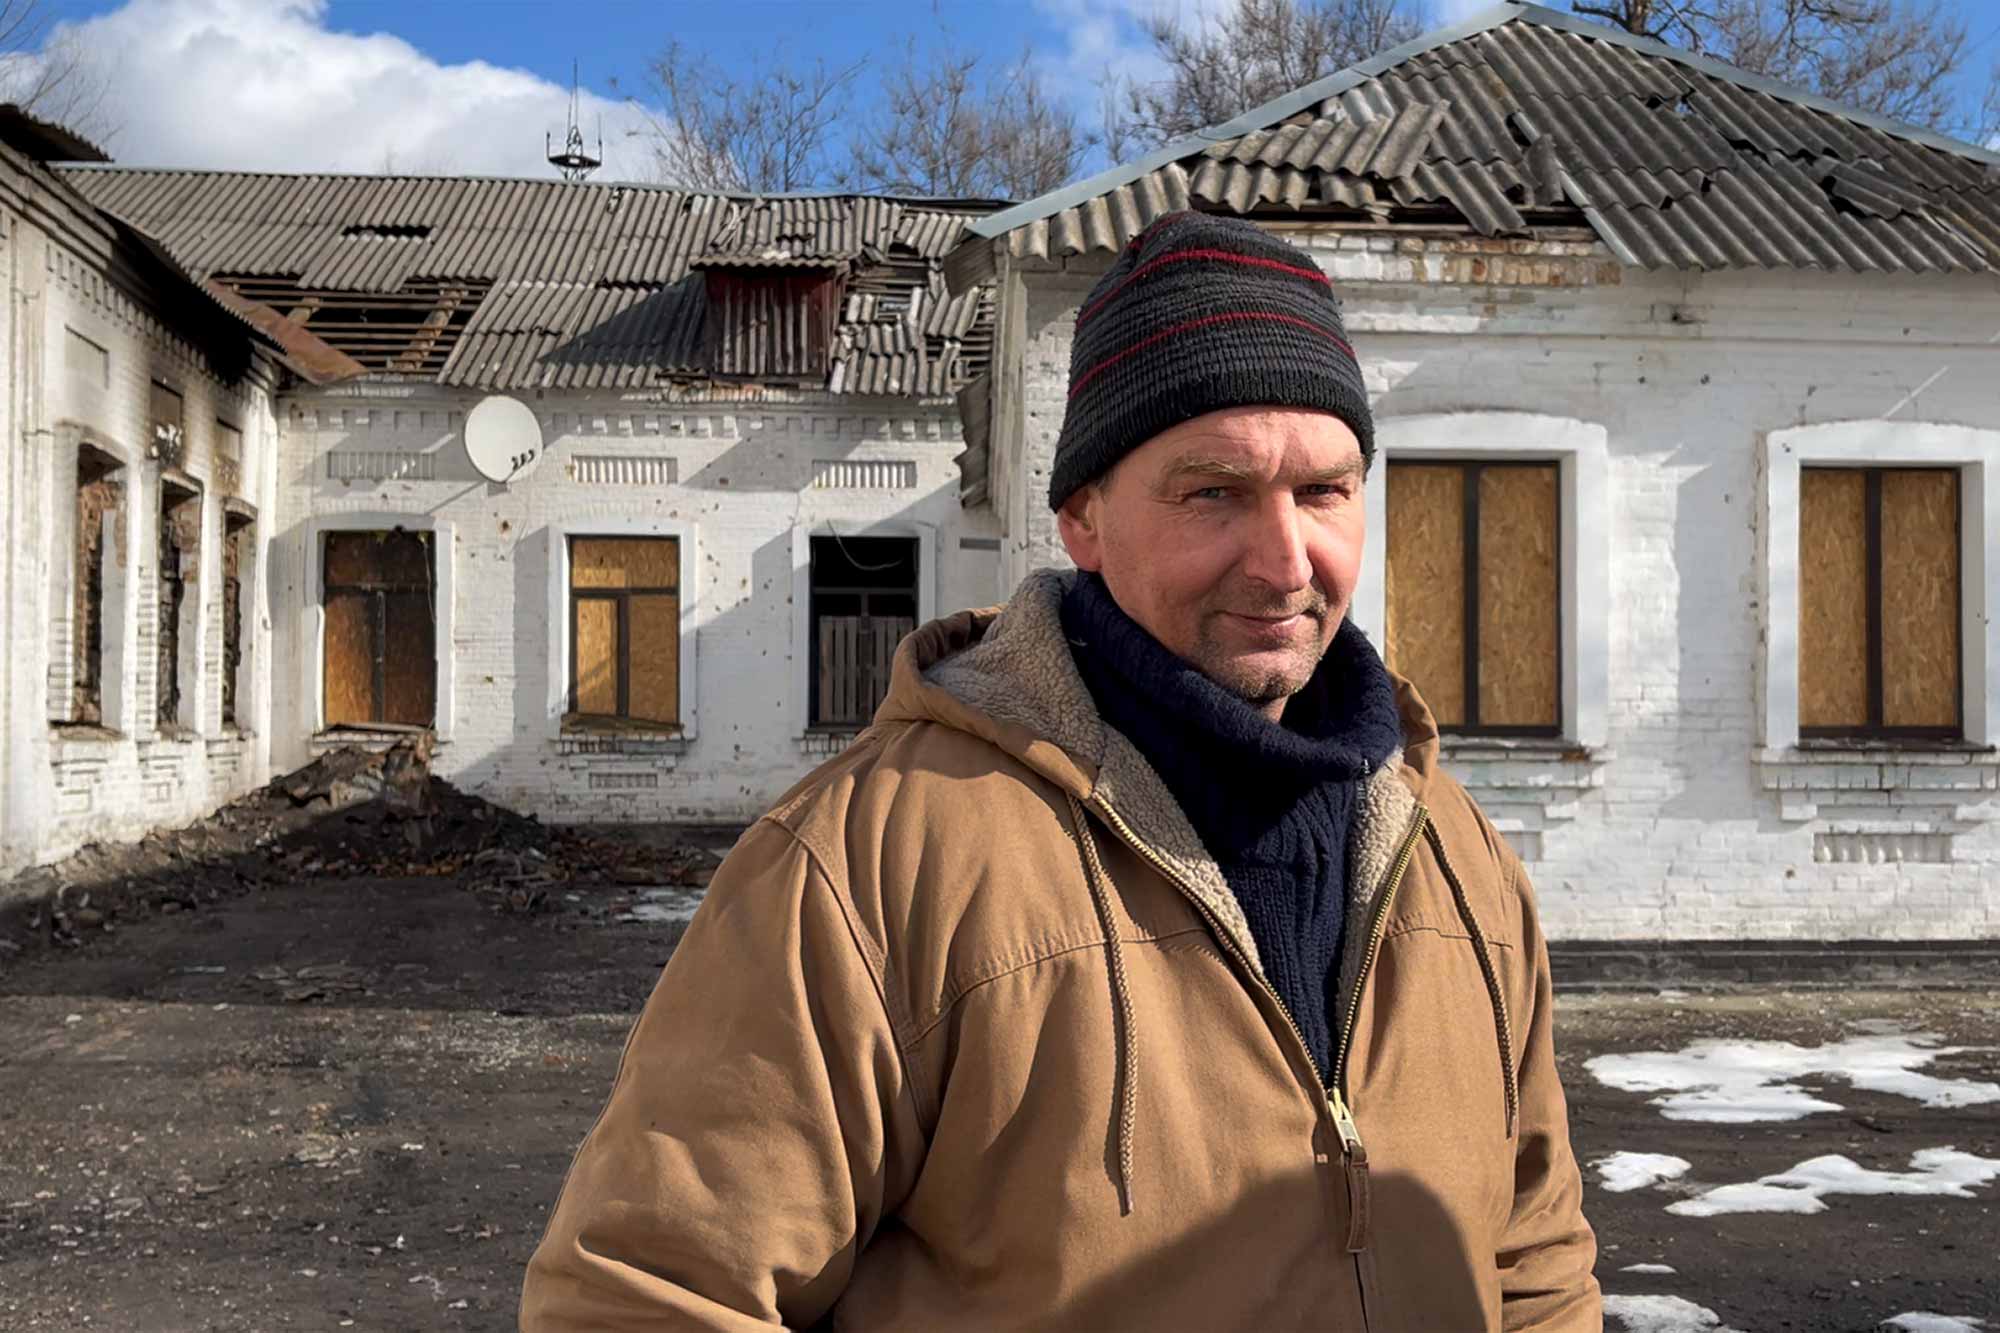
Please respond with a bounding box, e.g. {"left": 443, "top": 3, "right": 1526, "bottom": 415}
{"left": 809, "top": 534, "right": 917, "bottom": 729}
{"left": 70, "top": 443, "right": 125, "bottom": 726}
{"left": 222, "top": 510, "right": 254, "bottom": 728}
{"left": 1799, "top": 466, "right": 1961, "bottom": 740}
{"left": 149, "top": 381, "right": 185, "bottom": 469}
{"left": 566, "top": 536, "right": 682, "bottom": 729}
{"left": 339, "top": 223, "right": 434, "bottom": 240}
{"left": 157, "top": 476, "right": 201, "bottom": 732}
{"left": 323, "top": 530, "right": 436, "bottom": 728}
{"left": 1385, "top": 460, "right": 1561, "bottom": 737}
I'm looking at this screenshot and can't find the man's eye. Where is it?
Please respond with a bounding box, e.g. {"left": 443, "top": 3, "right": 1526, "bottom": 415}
{"left": 1188, "top": 487, "right": 1231, "bottom": 501}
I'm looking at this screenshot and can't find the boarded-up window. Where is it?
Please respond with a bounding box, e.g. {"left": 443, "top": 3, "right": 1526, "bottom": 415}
{"left": 1799, "top": 467, "right": 1960, "bottom": 737}
{"left": 1385, "top": 461, "right": 1560, "bottom": 735}
{"left": 568, "top": 537, "right": 680, "bottom": 728}
{"left": 323, "top": 530, "right": 436, "bottom": 728}
{"left": 810, "top": 534, "right": 917, "bottom": 729}
{"left": 70, "top": 444, "right": 125, "bottom": 726}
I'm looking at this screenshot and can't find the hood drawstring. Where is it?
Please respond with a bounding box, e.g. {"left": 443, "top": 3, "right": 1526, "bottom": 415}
{"left": 1067, "top": 793, "right": 1138, "bottom": 1216}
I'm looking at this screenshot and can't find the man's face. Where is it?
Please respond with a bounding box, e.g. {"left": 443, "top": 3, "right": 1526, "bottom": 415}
{"left": 1057, "top": 406, "right": 1367, "bottom": 720}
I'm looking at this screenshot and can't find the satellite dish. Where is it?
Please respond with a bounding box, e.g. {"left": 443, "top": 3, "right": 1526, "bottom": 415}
{"left": 463, "top": 395, "right": 544, "bottom": 484}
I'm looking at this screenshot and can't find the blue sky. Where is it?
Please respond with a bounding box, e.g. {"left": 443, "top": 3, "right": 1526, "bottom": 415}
{"left": 8, "top": 0, "right": 1998, "bottom": 181}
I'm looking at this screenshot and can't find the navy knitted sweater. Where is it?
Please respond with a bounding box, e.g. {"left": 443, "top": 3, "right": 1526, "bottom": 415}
{"left": 1061, "top": 573, "right": 1403, "bottom": 1085}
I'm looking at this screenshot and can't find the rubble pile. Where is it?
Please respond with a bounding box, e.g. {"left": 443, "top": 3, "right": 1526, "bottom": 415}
{"left": 1, "top": 736, "right": 718, "bottom": 951}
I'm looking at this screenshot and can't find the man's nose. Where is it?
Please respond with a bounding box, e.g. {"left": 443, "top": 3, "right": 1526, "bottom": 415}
{"left": 1240, "top": 494, "right": 1312, "bottom": 593}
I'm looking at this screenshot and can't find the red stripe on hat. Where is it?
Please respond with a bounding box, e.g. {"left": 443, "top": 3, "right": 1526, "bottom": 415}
{"left": 1068, "top": 311, "right": 1355, "bottom": 400}
{"left": 1075, "top": 248, "right": 1333, "bottom": 330}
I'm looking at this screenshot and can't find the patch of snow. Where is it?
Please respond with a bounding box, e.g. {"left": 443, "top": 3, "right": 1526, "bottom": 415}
{"left": 1594, "top": 1153, "right": 1693, "bottom": 1193}
{"left": 1669, "top": 1148, "right": 2000, "bottom": 1218}
{"left": 1604, "top": 1294, "right": 1742, "bottom": 1333}
{"left": 1882, "top": 1315, "right": 1987, "bottom": 1333}
{"left": 1620, "top": 1263, "right": 1678, "bottom": 1274}
{"left": 1585, "top": 1033, "right": 2000, "bottom": 1123}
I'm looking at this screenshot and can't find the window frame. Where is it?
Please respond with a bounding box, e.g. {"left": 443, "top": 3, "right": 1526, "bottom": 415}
{"left": 1796, "top": 465, "right": 1963, "bottom": 742}
{"left": 565, "top": 536, "right": 682, "bottom": 727}
{"left": 1760, "top": 422, "right": 1999, "bottom": 751}
{"left": 320, "top": 528, "right": 437, "bottom": 729}
{"left": 1359, "top": 413, "right": 1610, "bottom": 749}
{"left": 546, "top": 517, "right": 699, "bottom": 742}
{"left": 805, "top": 532, "right": 921, "bottom": 730}
{"left": 304, "top": 514, "right": 456, "bottom": 740}
{"left": 791, "top": 519, "right": 936, "bottom": 738}
{"left": 1384, "top": 458, "right": 1564, "bottom": 739}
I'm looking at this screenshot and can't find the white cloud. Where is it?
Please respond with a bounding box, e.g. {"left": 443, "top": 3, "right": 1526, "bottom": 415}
{"left": 15, "top": 0, "right": 661, "bottom": 180}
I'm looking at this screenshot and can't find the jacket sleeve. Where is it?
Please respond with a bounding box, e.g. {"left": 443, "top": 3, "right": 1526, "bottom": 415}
{"left": 520, "top": 818, "right": 916, "bottom": 1331}
{"left": 1496, "top": 859, "right": 1602, "bottom": 1332}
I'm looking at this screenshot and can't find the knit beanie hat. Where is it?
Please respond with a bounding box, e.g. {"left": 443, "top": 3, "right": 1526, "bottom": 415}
{"left": 1047, "top": 211, "right": 1373, "bottom": 511}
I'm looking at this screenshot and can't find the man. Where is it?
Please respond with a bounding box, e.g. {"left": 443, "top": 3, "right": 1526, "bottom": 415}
{"left": 523, "top": 211, "right": 1599, "bottom": 1330}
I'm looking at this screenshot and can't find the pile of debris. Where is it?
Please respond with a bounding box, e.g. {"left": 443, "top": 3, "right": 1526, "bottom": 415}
{"left": 1, "top": 736, "right": 719, "bottom": 952}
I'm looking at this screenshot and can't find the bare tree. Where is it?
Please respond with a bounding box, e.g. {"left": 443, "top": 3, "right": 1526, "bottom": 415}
{"left": 847, "top": 40, "right": 1096, "bottom": 200}
{"left": 1106, "top": 0, "right": 1430, "bottom": 155}
{"left": 0, "top": 0, "right": 114, "bottom": 145}
{"left": 1567, "top": 0, "right": 1977, "bottom": 134}
{"left": 634, "top": 40, "right": 864, "bottom": 193}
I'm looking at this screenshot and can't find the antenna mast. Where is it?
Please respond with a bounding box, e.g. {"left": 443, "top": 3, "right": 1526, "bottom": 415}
{"left": 546, "top": 60, "right": 603, "bottom": 182}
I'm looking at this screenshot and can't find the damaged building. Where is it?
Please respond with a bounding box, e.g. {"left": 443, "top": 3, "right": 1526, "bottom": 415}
{"left": 1, "top": 107, "right": 360, "bottom": 875}
{"left": 6, "top": 154, "right": 999, "bottom": 850}
{"left": 947, "top": 2, "right": 2000, "bottom": 940}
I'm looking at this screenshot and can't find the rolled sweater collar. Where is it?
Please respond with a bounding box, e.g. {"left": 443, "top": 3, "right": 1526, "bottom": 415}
{"left": 1059, "top": 573, "right": 1403, "bottom": 844}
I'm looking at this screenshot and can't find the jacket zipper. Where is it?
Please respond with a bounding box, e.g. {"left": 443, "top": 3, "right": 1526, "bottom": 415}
{"left": 1087, "top": 794, "right": 1430, "bottom": 1324}
{"left": 1328, "top": 803, "right": 1429, "bottom": 1265}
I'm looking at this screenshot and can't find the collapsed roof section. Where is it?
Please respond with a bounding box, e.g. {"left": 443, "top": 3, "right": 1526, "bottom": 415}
{"left": 60, "top": 168, "right": 997, "bottom": 397}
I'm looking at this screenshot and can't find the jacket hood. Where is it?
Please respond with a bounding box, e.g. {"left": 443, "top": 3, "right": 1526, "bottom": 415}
{"left": 879, "top": 567, "right": 1447, "bottom": 802}
{"left": 876, "top": 568, "right": 1441, "bottom": 986}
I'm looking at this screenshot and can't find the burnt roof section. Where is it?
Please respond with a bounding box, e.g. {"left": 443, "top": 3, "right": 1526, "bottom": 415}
{"left": 964, "top": 0, "right": 2000, "bottom": 273}
{"left": 59, "top": 167, "right": 996, "bottom": 395}
{"left": 0, "top": 103, "right": 110, "bottom": 164}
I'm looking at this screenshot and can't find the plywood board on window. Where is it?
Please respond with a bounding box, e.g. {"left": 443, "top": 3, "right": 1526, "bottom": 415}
{"left": 572, "top": 537, "right": 678, "bottom": 591}
{"left": 323, "top": 593, "right": 375, "bottom": 726}
{"left": 1385, "top": 464, "right": 1465, "bottom": 727}
{"left": 628, "top": 593, "right": 680, "bottom": 725}
{"left": 1478, "top": 465, "right": 1560, "bottom": 728}
{"left": 574, "top": 597, "right": 619, "bottom": 715}
{"left": 1880, "top": 468, "right": 1959, "bottom": 729}
{"left": 381, "top": 592, "right": 436, "bottom": 726}
{"left": 1798, "top": 468, "right": 1869, "bottom": 729}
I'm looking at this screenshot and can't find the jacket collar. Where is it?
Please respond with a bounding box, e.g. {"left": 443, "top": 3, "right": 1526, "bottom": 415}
{"left": 880, "top": 568, "right": 1435, "bottom": 983}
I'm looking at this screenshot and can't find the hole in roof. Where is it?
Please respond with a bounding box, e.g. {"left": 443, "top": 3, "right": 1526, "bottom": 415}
{"left": 340, "top": 223, "right": 432, "bottom": 241}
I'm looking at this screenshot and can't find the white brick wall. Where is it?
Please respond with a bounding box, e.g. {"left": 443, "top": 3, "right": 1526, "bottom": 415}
{"left": 269, "top": 391, "right": 1004, "bottom": 824}
{"left": 1, "top": 173, "right": 281, "bottom": 874}
{"left": 1001, "top": 238, "right": 2000, "bottom": 940}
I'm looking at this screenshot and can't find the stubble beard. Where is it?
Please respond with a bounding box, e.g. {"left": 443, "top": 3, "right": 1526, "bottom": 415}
{"left": 1189, "top": 595, "right": 1332, "bottom": 709}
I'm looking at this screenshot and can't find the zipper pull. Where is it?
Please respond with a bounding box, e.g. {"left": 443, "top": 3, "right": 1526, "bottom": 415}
{"left": 1329, "top": 1089, "right": 1371, "bottom": 1254}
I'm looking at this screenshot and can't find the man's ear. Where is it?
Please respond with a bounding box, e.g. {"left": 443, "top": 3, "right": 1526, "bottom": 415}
{"left": 1055, "top": 483, "right": 1105, "bottom": 572}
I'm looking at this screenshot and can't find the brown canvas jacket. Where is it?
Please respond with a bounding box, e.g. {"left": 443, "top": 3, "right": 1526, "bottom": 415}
{"left": 522, "top": 569, "right": 1600, "bottom": 1331}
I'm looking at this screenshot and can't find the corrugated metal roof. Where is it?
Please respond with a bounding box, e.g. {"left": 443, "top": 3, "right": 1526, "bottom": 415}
{"left": 59, "top": 167, "right": 995, "bottom": 395}
{"left": 972, "top": 0, "right": 2000, "bottom": 273}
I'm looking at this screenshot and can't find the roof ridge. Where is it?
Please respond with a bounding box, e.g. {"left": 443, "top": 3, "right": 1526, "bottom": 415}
{"left": 56, "top": 162, "right": 1010, "bottom": 210}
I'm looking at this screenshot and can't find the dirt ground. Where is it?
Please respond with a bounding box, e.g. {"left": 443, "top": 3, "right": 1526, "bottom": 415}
{"left": 2, "top": 866, "right": 1995, "bottom": 1332}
